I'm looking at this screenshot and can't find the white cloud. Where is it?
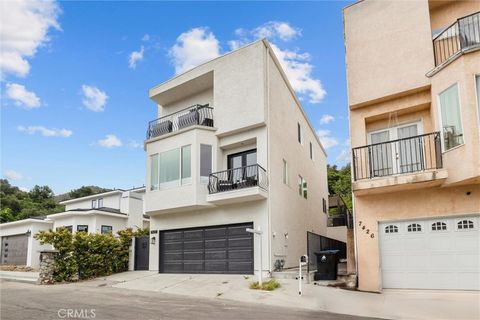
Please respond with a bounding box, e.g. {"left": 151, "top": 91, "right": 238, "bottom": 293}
{"left": 5, "top": 83, "right": 41, "bottom": 108}
{"left": 97, "top": 134, "right": 122, "bottom": 148}
{"left": 0, "top": 0, "right": 60, "bottom": 78}
{"left": 336, "top": 148, "right": 351, "bottom": 163}
{"left": 253, "top": 21, "right": 301, "bottom": 41}
{"left": 317, "top": 129, "right": 338, "bottom": 149}
{"left": 17, "top": 125, "right": 72, "bottom": 137}
{"left": 128, "top": 46, "right": 144, "bottom": 69}
{"left": 169, "top": 27, "right": 220, "bottom": 74}
{"left": 142, "top": 34, "right": 150, "bottom": 42}
{"left": 270, "top": 43, "right": 326, "bottom": 103}
{"left": 320, "top": 114, "right": 335, "bottom": 124}
{"left": 128, "top": 140, "right": 142, "bottom": 148}
{"left": 19, "top": 186, "right": 30, "bottom": 192}
{"left": 81, "top": 85, "right": 108, "bottom": 112}
{"left": 4, "top": 169, "right": 26, "bottom": 181}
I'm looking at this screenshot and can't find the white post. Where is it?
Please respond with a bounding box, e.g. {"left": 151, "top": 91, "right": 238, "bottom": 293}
{"left": 246, "top": 227, "right": 263, "bottom": 287}
{"left": 298, "top": 257, "right": 302, "bottom": 296}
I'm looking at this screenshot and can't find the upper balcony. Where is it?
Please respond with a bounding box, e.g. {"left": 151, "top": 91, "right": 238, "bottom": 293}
{"left": 352, "top": 132, "right": 448, "bottom": 195}
{"left": 206, "top": 164, "right": 268, "bottom": 205}
{"left": 432, "top": 11, "right": 480, "bottom": 67}
{"left": 146, "top": 104, "right": 214, "bottom": 140}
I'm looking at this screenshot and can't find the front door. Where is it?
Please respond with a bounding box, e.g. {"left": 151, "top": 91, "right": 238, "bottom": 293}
{"left": 134, "top": 236, "right": 150, "bottom": 270}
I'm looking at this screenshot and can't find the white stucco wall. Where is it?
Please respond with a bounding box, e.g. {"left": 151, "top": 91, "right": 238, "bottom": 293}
{"left": 63, "top": 192, "right": 122, "bottom": 211}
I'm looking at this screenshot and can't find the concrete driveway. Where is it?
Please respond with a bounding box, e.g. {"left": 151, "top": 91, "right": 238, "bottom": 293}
{"left": 93, "top": 271, "right": 480, "bottom": 320}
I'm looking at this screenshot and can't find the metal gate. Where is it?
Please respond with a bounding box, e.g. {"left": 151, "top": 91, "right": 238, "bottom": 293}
{"left": 134, "top": 236, "right": 150, "bottom": 270}
{"left": 1, "top": 234, "right": 28, "bottom": 265}
{"left": 160, "top": 222, "right": 254, "bottom": 274}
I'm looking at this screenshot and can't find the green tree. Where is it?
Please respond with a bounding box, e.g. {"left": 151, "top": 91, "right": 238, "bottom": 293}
{"left": 327, "top": 164, "right": 352, "bottom": 209}
{"left": 67, "top": 186, "right": 111, "bottom": 199}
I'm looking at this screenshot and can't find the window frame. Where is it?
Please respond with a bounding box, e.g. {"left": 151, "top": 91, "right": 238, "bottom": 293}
{"left": 309, "top": 142, "right": 314, "bottom": 160}
{"left": 77, "top": 225, "right": 89, "bottom": 233}
{"left": 475, "top": 74, "right": 480, "bottom": 125}
{"left": 407, "top": 223, "right": 422, "bottom": 233}
{"left": 322, "top": 198, "right": 327, "bottom": 213}
{"left": 101, "top": 225, "right": 113, "bottom": 234}
{"left": 150, "top": 145, "right": 192, "bottom": 190}
{"left": 431, "top": 221, "right": 448, "bottom": 232}
{"left": 200, "top": 144, "right": 213, "bottom": 184}
{"left": 282, "top": 159, "right": 289, "bottom": 185}
{"left": 297, "top": 123, "right": 303, "bottom": 145}
{"left": 98, "top": 198, "right": 103, "bottom": 208}
{"left": 437, "top": 82, "right": 465, "bottom": 152}
{"left": 384, "top": 225, "right": 399, "bottom": 234}
{"left": 91, "top": 199, "right": 97, "bottom": 209}
{"left": 456, "top": 219, "right": 475, "bottom": 231}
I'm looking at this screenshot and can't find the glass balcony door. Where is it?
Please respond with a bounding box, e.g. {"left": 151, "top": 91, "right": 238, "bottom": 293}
{"left": 227, "top": 149, "right": 257, "bottom": 183}
{"left": 369, "top": 122, "right": 423, "bottom": 177}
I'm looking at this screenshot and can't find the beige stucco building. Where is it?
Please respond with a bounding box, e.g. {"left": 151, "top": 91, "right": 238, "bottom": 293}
{"left": 344, "top": 0, "right": 479, "bottom": 292}
{"left": 144, "top": 39, "right": 331, "bottom": 277}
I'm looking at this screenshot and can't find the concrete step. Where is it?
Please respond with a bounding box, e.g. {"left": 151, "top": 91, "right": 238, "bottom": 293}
{"left": 0, "top": 271, "right": 39, "bottom": 284}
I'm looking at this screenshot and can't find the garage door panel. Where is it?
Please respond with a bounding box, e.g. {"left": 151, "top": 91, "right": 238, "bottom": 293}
{"left": 380, "top": 216, "right": 480, "bottom": 290}
{"left": 205, "top": 239, "right": 226, "bottom": 249}
{"left": 160, "top": 222, "right": 253, "bottom": 274}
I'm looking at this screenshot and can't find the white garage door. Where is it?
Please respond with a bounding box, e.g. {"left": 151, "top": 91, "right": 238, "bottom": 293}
{"left": 379, "top": 216, "right": 480, "bottom": 290}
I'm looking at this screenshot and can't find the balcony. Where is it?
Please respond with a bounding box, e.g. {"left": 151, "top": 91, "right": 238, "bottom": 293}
{"left": 206, "top": 164, "right": 268, "bottom": 204}
{"left": 146, "top": 104, "right": 214, "bottom": 139}
{"left": 352, "top": 132, "right": 447, "bottom": 195}
{"left": 433, "top": 12, "right": 480, "bottom": 67}
{"left": 328, "top": 195, "right": 353, "bottom": 229}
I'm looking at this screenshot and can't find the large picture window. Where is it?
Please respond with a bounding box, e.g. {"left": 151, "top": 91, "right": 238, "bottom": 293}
{"left": 439, "top": 84, "right": 464, "bottom": 150}
{"left": 150, "top": 145, "right": 192, "bottom": 190}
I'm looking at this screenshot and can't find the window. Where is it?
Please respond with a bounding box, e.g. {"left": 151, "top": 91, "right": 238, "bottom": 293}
{"left": 200, "top": 144, "right": 212, "bottom": 183}
{"left": 432, "top": 221, "right": 447, "bottom": 231}
{"left": 77, "top": 225, "right": 88, "bottom": 233}
{"left": 407, "top": 223, "right": 421, "bottom": 232}
{"left": 181, "top": 145, "right": 191, "bottom": 184}
{"left": 101, "top": 225, "right": 113, "bottom": 234}
{"left": 150, "top": 154, "right": 159, "bottom": 190}
{"left": 297, "top": 123, "right": 303, "bottom": 144}
{"left": 91, "top": 199, "right": 97, "bottom": 208}
{"left": 385, "top": 225, "right": 398, "bottom": 233}
{"left": 98, "top": 198, "right": 103, "bottom": 208}
{"left": 322, "top": 198, "right": 327, "bottom": 213}
{"left": 282, "top": 159, "right": 289, "bottom": 185}
{"left": 457, "top": 220, "right": 474, "bottom": 230}
{"left": 309, "top": 142, "right": 314, "bottom": 160}
{"left": 298, "top": 175, "right": 307, "bottom": 199}
{"left": 56, "top": 226, "right": 72, "bottom": 232}
{"left": 151, "top": 146, "right": 192, "bottom": 189}
{"left": 476, "top": 75, "right": 480, "bottom": 122}
{"left": 439, "top": 84, "right": 464, "bottom": 150}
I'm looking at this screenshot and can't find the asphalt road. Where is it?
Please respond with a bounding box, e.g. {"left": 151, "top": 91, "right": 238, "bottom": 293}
{"left": 0, "top": 280, "right": 375, "bottom": 320}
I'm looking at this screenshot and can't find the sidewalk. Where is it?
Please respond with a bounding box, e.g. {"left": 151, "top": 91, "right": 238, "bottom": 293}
{"left": 95, "top": 272, "right": 480, "bottom": 320}
{"left": 0, "top": 271, "right": 39, "bottom": 284}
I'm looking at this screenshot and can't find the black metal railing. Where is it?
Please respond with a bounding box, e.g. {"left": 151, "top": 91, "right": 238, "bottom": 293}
{"left": 433, "top": 12, "right": 480, "bottom": 66}
{"left": 352, "top": 132, "right": 442, "bottom": 181}
{"left": 146, "top": 104, "right": 213, "bottom": 139}
{"left": 208, "top": 164, "right": 268, "bottom": 194}
{"left": 327, "top": 214, "right": 354, "bottom": 229}
{"left": 328, "top": 194, "right": 353, "bottom": 229}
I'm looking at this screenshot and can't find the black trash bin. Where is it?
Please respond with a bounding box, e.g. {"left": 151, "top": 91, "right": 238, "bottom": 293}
{"left": 314, "top": 250, "right": 339, "bottom": 281}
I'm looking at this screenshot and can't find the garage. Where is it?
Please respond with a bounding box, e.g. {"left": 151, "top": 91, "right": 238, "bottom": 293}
{"left": 1, "top": 234, "right": 28, "bottom": 266}
{"left": 379, "top": 216, "right": 479, "bottom": 290}
{"left": 160, "top": 222, "right": 253, "bottom": 274}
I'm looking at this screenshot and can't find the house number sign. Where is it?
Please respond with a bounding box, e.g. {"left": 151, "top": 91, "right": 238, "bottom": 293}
{"left": 358, "top": 221, "right": 375, "bottom": 238}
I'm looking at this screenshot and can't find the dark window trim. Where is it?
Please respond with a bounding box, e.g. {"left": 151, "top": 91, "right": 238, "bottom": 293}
{"left": 101, "top": 225, "right": 113, "bottom": 234}
{"left": 98, "top": 198, "right": 104, "bottom": 208}
{"left": 227, "top": 149, "right": 257, "bottom": 169}
{"left": 77, "top": 225, "right": 89, "bottom": 233}
{"left": 297, "top": 123, "right": 302, "bottom": 143}
{"left": 309, "top": 142, "right": 313, "bottom": 159}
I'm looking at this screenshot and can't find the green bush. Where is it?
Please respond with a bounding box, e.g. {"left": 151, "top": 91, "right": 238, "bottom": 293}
{"left": 249, "top": 279, "right": 281, "bottom": 291}
{"left": 34, "top": 227, "right": 135, "bottom": 282}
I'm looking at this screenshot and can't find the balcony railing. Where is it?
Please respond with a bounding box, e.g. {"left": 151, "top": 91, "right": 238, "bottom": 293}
{"left": 146, "top": 104, "right": 213, "bottom": 139}
{"left": 352, "top": 132, "right": 442, "bottom": 181}
{"left": 208, "top": 164, "right": 268, "bottom": 194}
{"left": 433, "top": 12, "right": 480, "bottom": 66}
{"left": 327, "top": 214, "right": 354, "bottom": 229}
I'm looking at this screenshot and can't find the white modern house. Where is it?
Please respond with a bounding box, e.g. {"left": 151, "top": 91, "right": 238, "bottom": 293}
{"left": 144, "top": 39, "right": 330, "bottom": 277}
{"left": 0, "top": 187, "right": 149, "bottom": 269}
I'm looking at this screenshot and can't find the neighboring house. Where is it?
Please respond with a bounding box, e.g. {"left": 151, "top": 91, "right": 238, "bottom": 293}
{"left": 144, "top": 39, "right": 329, "bottom": 277}
{"left": 0, "top": 187, "right": 149, "bottom": 269}
{"left": 48, "top": 187, "right": 149, "bottom": 234}
{"left": 344, "top": 0, "right": 480, "bottom": 292}
{"left": 0, "top": 218, "right": 53, "bottom": 269}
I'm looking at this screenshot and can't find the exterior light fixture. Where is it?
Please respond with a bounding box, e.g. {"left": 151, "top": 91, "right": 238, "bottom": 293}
{"left": 151, "top": 236, "right": 156, "bottom": 245}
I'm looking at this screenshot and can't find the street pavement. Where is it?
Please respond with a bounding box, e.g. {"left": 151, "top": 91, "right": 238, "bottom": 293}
{"left": 0, "top": 280, "right": 376, "bottom": 320}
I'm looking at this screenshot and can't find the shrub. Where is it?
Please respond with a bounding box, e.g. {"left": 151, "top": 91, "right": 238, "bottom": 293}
{"left": 249, "top": 279, "right": 281, "bottom": 291}
{"left": 34, "top": 227, "right": 134, "bottom": 282}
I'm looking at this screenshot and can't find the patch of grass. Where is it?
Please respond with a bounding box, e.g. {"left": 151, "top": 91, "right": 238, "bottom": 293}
{"left": 249, "top": 279, "right": 281, "bottom": 291}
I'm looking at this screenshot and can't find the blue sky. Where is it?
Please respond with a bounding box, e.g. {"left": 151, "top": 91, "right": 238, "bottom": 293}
{"left": 1, "top": 1, "right": 353, "bottom": 194}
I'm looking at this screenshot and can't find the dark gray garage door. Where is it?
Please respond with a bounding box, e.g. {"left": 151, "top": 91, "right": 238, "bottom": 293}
{"left": 160, "top": 222, "right": 253, "bottom": 274}
{"left": 1, "top": 234, "right": 28, "bottom": 265}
